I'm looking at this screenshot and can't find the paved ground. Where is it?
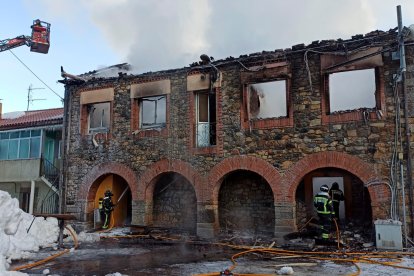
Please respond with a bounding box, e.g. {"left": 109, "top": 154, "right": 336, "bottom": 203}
{"left": 9, "top": 232, "right": 414, "bottom": 276}
{"left": 11, "top": 239, "right": 349, "bottom": 276}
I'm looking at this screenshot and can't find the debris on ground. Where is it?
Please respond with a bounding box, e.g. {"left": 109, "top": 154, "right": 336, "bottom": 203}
{"left": 276, "top": 266, "right": 294, "bottom": 275}
{"left": 4, "top": 212, "right": 414, "bottom": 276}
{"left": 283, "top": 238, "right": 315, "bottom": 250}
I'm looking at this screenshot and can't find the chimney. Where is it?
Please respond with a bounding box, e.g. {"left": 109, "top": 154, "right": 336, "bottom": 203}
{"left": 0, "top": 102, "right": 2, "bottom": 120}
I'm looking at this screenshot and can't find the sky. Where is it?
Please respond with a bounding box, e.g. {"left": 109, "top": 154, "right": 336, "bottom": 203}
{"left": 0, "top": 0, "right": 413, "bottom": 114}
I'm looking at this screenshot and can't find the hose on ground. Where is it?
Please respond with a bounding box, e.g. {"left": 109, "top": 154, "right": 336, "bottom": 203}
{"left": 89, "top": 232, "right": 414, "bottom": 276}
{"left": 12, "top": 225, "right": 78, "bottom": 271}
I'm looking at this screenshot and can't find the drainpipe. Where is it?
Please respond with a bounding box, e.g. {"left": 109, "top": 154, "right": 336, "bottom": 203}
{"left": 59, "top": 87, "right": 70, "bottom": 214}
{"left": 29, "top": 180, "right": 35, "bottom": 214}
{"left": 397, "top": 5, "right": 414, "bottom": 239}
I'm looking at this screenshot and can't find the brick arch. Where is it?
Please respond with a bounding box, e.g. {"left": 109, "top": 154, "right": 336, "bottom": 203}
{"left": 209, "top": 156, "right": 282, "bottom": 204}
{"left": 78, "top": 162, "right": 139, "bottom": 201}
{"left": 282, "top": 151, "right": 389, "bottom": 206}
{"left": 137, "top": 159, "right": 203, "bottom": 202}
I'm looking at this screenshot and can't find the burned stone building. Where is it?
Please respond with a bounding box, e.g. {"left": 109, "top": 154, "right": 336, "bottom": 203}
{"left": 60, "top": 28, "right": 414, "bottom": 240}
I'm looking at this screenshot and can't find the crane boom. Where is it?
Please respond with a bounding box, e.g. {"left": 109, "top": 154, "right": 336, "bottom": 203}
{"left": 0, "top": 36, "right": 31, "bottom": 52}
{"left": 0, "top": 19, "right": 50, "bottom": 54}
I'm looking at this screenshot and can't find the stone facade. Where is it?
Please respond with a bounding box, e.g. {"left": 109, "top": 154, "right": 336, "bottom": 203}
{"left": 61, "top": 29, "right": 414, "bottom": 239}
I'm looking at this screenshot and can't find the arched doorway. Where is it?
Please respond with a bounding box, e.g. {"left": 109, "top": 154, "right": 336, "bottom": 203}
{"left": 92, "top": 174, "right": 132, "bottom": 227}
{"left": 295, "top": 168, "right": 372, "bottom": 229}
{"left": 152, "top": 172, "right": 197, "bottom": 234}
{"left": 218, "top": 170, "right": 275, "bottom": 236}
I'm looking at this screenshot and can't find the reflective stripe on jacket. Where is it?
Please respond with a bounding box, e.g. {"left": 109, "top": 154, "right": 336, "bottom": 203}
{"left": 314, "top": 192, "right": 334, "bottom": 215}
{"left": 330, "top": 189, "right": 344, "bottom": 203}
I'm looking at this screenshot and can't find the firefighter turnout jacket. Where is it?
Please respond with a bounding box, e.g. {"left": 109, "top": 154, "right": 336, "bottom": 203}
{"left": 313, "top": 191, "right": 334, "bottom": 215}
{"left": 330, "top": 188, "right": 344, "bottom": 203}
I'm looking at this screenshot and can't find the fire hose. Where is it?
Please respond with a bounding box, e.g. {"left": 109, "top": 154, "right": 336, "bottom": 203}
{"left": 12, "top": 225, "right": 78, "bottom": 272}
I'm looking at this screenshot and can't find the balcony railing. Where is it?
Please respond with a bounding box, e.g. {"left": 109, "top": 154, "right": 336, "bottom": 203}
{"left": 195, "top": 122, "right": 216, "bottom": 148}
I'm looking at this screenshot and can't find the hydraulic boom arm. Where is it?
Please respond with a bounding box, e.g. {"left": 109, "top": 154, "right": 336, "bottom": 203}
{"left": 0, "top": 19, "right": 50, "bottom": 54}
{"left": 0, "top": 36, "right": 31, "bottom": 52}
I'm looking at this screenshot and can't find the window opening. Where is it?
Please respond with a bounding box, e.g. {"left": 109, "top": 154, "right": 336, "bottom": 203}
{"left": 0, "top": 129, "right": 42, "bottom": 160}
{"left": 195, "top": 91, "right": 216, "bottom": 147}
{"left": 329, "top": 69, "right": 376, "bottom": 113}
{"left": 89, "top": 102, "right": 110, "bottom": 133}
{"left": 140, "top": 96, "right": 166, "bottom": 129}
{"left": 248, "top": 80, "right": 287, "bottom": 119}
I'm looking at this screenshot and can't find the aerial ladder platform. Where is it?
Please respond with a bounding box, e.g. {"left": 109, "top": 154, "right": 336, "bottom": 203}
{"left": 0, "top": 19, "right": 50, "bottom": 54}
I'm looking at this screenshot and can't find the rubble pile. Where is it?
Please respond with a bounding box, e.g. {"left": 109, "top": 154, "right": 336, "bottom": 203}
{"left": 340, "top": 222, "right": 375, "bottom": 250}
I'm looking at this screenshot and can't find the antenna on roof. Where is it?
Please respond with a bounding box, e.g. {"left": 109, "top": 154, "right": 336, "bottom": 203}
{"left": 27, "top": 84, "right": 45, "bottom": 111}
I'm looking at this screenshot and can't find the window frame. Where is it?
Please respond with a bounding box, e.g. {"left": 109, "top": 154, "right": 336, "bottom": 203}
{"left": 194, "top": 90, "right": 217, "bottom": 148}
{"left": 0, "top": 128, "right": 43, "bottom": 160}
{"left": 130, "top": 79, "right": 171, "bottom": 138}
{"left": 240, "top": 62, "right": 293, "bottom": 130}
{"left": 241, "top": 78, "right": 293, "bottom": 130}
{"left": 321, "top": 67, "right": 385, "bottom": 124}
{"left": 139, "top": 95, "right": 167, "bottom": 130}
{"left": 79, "top": 88, "right": 114, "bottom": 136}
{"left": 247, "top": 79, "right": 289, "bottom": 119}
{"left": 187, "top": 70, "right": 222, "bottom": 155}
{"left": 87, "top": 102, "right": 111, "bottom": 134}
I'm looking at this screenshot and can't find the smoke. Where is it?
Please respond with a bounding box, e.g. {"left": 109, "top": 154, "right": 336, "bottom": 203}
{"left": 35, "top": 0, "right": 414, "bottom": 74}
{"left": 83, "top": 0, "right": 211, "bottom": 73}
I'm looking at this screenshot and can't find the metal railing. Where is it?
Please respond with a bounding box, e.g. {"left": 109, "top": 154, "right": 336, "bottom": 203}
{"left": 39, "top": 157, "right": 60, "bottom": 213}
{"left": 40, "top": 192, "right": 59, "bottom": 214}
{"left": 195, "top": 122, "right": 216, "bottom": 148}
{"left": 41, "top": 157, "right": 60, "bottom": 189}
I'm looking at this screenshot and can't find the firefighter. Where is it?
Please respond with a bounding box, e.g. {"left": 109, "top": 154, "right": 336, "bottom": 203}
{"left": 329, "top": 182, "right": 345, "bottom": 222}
{"left": 102, "top": 190, "right": 115, "bottom": 229}
{"left": 314, "top": 184, "right": 335, "bottom": 241}
{"left": 98, "top": 197, "right": 104, "bottom": 222}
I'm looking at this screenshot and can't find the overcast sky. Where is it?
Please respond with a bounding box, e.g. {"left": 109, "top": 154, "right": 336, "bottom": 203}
{"left": 0, "top": 0, "right": 413, "bottom": 113}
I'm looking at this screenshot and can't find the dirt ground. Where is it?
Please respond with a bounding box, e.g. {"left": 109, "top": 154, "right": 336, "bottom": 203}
{"left": 8, "top": 227, "right": 414, "bottom": 276}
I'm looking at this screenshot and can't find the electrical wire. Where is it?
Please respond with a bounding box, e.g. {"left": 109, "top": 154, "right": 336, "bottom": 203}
{"left": 8, "top": 49, "right": 63, "bottom": 101}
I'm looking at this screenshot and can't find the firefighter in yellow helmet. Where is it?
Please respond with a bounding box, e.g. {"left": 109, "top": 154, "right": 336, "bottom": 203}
{"left": 314, "top": 184, "right": 335, "bottom": 241}
{"left": 102, "top": 190, "right": 114, "bottom": 229}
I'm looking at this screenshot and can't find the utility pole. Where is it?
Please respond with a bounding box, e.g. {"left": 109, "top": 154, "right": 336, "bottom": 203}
{"left": 397, "top": 5, "right": 414, "bottom": 241}
{"left": 27, "top": 84, "right": 45, "bottom": 111}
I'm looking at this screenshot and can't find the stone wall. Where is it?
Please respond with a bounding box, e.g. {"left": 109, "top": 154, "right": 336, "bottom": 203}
{"left": 152, "top": 173, "right": 197, "bottom": 233}
{"left": 61, "top": 29, "right": 414, "bottom": 238}
{"left": 218, "top": 171, "right": 275, "bottom": 236}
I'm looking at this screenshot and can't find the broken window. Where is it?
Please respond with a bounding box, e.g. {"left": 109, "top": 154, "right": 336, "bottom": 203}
{"left": 195, "top": 91, "right": 216, "bottom": 147}
{"left": 329, "top": 69, "right": 376, "bottom": 113}
{"left": 140, "top": 95, "right": 166, "bottom": 129}
{"left": 88, "top": 102, "right": 110, "bottom": 133}
{"left": 320, "top": 47, "right": 385, "bottom": 123}
{"left": 248, "top": 80, "right": 287, "bottom": 119}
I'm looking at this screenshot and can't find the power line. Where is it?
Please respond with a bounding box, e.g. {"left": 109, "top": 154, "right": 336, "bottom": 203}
{"left": 8, "top": 49, "right": 64, "bottom": 101}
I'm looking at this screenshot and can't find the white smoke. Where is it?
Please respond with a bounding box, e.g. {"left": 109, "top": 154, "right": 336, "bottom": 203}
{"left": 34, "top": 0, "right": 414, "bottom": 74}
